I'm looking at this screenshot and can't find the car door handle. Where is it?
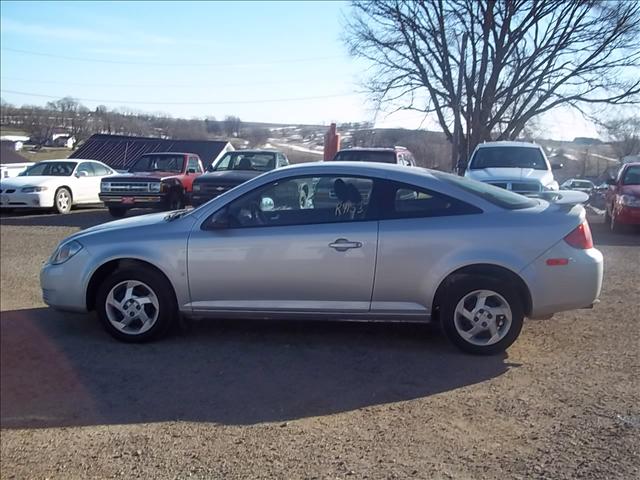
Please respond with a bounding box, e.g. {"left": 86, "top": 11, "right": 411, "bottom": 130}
{"left": 328, "top": 238, "right": 363, "bottom": 251}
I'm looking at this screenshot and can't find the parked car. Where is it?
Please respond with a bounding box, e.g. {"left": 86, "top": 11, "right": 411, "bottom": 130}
{"left": 561, "top": 178, "right": 595, "bottom": 194}
{"left": 1, "top": 162, "right": 35, "bottom": 179}
{"left": 0, "top": 159, "right": 115, "bottom": 214}
{"left": 464, "top": 141, "right": 561, "bottom": 195}
{"left": 191, "top": 150, "right": 289, "bottom": 207}
{"left": 604, "top": 162, "right": 640, "bottom": 232}
{"left": 40, "top": 162, "right": 603, "bottom": 355}
{"left": 99, "top": 152, "right": 205, "bottom": 218}
{"left": 331, "top": 147, "right": 417, "bottom": 166}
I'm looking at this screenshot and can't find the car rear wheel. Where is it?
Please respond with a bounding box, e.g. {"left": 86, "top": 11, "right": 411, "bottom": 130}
{"left": 440, "top": 275, "right": 524, "bottom": 355}
{"left": 108, "top": 206, "right": 128, "bottom": 218}
{"left": 96, "top": 267, "right": 177, "bottom": 342}
{"left": 54, "top": 187, "right": 72, "bottom": 214}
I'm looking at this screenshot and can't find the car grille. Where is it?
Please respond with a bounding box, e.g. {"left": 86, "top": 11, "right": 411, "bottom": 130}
{"left": 199, "top": 184, "right": 236, "bottom": 196}
{"left": 105, "top": 182, "right": 156, "bottom": 193}
{"left": 487, "top": 181, "right": 542, "bottom": 194}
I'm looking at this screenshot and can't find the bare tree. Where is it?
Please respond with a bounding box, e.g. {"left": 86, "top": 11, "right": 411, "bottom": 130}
{"left": 21, "top": 106, "right": 57, "bottom": 147}
{"left": 346, "top": 0, "right": 640, "bottom": 172}
{"left": 223, "top": 116, "right": 242, "bottom": 137}
{"left": 601, "top": 116, "right": 640, "bottom": 158}
{"left": 245, "top": 127, "right": 271, "bottom": 147}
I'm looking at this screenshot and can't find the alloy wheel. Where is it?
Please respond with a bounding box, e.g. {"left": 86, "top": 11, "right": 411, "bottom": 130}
{"left": 105, "top": 280, "right": 160, "bottom": 335}
{"left": 454, "top": 289, "right": 513, "bottom": 346}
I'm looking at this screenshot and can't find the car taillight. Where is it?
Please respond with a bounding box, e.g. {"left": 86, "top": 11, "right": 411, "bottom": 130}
{"left": 564, "top": 221, "right": 593, "bottom": 249}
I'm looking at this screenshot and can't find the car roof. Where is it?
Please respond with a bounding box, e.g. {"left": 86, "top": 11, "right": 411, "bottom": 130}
{"left": 278, "top": 161, "right": 437, "bottom": 180}
{"left": 337, "top": 147, "right": 405, "bottom": 152}
{"left": 139, "top": 152, "right": 195, "bottom": 156}
{"left": 228, "top": 149, "right": 280, "bottom": 154}
{"left": 475, "top": 141, "right": 541, "bottom": 149}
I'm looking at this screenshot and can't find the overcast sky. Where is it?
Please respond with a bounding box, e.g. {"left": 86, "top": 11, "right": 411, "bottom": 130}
{"left": 0, "top": 0, "right": 608, "bottom": 140}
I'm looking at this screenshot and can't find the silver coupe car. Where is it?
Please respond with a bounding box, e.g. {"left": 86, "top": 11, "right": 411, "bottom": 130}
{"left": 41, "top": 162, "right": 603, "bottom": 354}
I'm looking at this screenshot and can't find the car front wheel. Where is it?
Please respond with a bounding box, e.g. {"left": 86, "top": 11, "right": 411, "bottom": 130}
{"left": 54, "top": 187, "right": 72, "bottom": 214}
{"left": 96, "top": 267, "right": 177, "bottom": 342}
{"left": 440, "top": 275, "right": 524, "bottom": 355}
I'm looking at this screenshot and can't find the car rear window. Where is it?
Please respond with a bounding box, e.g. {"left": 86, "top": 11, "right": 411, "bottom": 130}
{"left": 469, "top": 146, "right": 547, "bottom": 170}
{"left": 432, "top": 171, "right": 538, "bottom": 210}
{"left": 332, "top": 150, "right": 396, "bottom": 163}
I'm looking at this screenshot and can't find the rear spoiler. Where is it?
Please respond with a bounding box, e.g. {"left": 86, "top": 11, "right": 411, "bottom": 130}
{"left": 529, "top": 190, "right": 589, "bottom": 206}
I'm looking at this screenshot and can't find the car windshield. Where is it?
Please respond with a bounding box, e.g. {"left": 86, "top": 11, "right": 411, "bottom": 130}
{"left": 130, "top": 155, "right": 184, "bottom": 173}
{"left": 210, "top": 152, "right": 276, "bottom": 172}
{"left": 332, "top": 150, "right": 396, "bottom": 163}
{"left": 432, "top": 170, "right": 538, "bottom": 209}
{"left": 469, "top": 146, "right": 547, "bottom": 170}
{"left": 622, "top": 165, "right": 640, "bottom": 185}
{"left": 20, "top": 161, "right": 76, "bottom": 177}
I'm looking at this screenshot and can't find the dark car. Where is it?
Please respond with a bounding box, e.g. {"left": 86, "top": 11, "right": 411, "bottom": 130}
{"left": 190, "top": 150, "right": 289, "bottom": 207}
{"left": 330, "top": 147, "right": 416, "bottom": 166}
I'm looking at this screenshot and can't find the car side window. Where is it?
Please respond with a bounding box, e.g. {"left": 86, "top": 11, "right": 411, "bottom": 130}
{"left": 76, "top": 162, "right": 96, "bottom": 176}
{"left": 381, "top": 181, "right": 482, "bottom": 219}
{"left": 220, "top": 175, "right": 375, "bottom": 228}
{"left": 188, "top": 157, "right": 203, "bottom": 173}
{"left": 92, "top": 162, "right": 111, "bottom": 176}
{"left": 278, "top": 153, "right": 289, "bottom": 167}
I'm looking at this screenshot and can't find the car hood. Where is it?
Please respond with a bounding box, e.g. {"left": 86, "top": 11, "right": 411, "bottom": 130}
{"left": 620, "top": 184, "right": 640, "bottom": 196}
{"left": 197, "top": 170, "right": 263, "bottom": 183}
{"left": 466, "top": 167, "right": 554, "bottom": 185}
{"left": 68, "top": 211, "right": 177, "bottom": 243}
{"left": 0, "top": 176, "right": 68, "bottom": 188}
{"left": 106, "top": 171, "right": 178, "bottom": 182}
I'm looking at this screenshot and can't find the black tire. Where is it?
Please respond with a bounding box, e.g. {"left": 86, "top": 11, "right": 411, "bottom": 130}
{"left": 95, "top": 266, "right": 178, "bottom": 343}
{"left": 108, "top": 206, "right": 128, "bottom": 218}
{"left": 439, "top": 275, "right": 524, "bottom": 355}
{"left": 165, "top": 190, "right": 184, "bottom": 211}
{"left": 54, "top": 187, "right": 72, "bottom": 214}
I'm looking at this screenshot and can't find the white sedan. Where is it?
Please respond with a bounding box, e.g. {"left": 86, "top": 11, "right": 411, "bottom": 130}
{"left": 0, "top": 159, "right": 115, "bottom": 214}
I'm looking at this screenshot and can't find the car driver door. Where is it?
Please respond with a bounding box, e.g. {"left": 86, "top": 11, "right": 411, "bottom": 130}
{"left": 187, "top": 174, "right": 380, "bottom": 314}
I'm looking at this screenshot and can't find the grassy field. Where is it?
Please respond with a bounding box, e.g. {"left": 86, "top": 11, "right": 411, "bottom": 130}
{"left": 15, "top": 148, "right": 71, "bottom": 162}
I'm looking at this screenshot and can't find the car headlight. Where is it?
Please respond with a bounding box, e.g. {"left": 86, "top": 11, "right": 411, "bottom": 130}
{"left": 101, "top": 182, "right": 111, "bottom": 193}
{"left": 21, "top": 186, "right": 48, "bottom": 193}
{"left": 149, "top": 182, "right": 161, "bottom": 192}
{"left": 193, "top": 184, "right": 201, "bottom": 192}
{"left": 619, "top": 194, "right": 640, "bottom": 207}
{"left": 50, "top": 240, "right": 83, "bottom": 265}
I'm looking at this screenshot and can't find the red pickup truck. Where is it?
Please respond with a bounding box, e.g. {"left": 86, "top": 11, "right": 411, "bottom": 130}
{"left": 100, "top": 152, "right": 204, "bottom": 217}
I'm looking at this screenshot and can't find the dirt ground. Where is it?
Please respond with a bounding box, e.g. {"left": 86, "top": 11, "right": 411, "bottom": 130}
{"left": 1, "top": 208, "right": 638, "bottom": 480}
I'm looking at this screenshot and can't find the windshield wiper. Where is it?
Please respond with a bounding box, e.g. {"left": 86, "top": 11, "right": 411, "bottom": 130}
{"left": 164, "top": 209, "right": 189, "bottom": 221}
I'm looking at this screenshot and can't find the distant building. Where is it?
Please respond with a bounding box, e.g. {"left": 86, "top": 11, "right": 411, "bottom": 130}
{"left": 70, "top": 133, "right": 234, "bottom": 170}
{"left": 51, "top": 133, "right": 76, "bottom": 149}
{"left": 0, "top": 146, "right": 33, "bottom": 178}
{"left": 0, "top": 135, "right": 30, "bottom": 151}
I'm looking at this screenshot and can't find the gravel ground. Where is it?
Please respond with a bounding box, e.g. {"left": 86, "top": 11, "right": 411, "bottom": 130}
{"left": 1, "top": 208, "right": 639, "bottom": 479}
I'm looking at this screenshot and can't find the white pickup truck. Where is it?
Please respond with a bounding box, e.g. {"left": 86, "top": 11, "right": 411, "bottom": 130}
{"left": 464, "top": 141, "right": 560, "bottom": 195}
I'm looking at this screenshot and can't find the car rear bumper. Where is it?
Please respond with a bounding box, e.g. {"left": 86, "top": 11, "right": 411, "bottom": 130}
{"left": 100, "top": 194, "right": 166, "bottom": 208}
{"left": 520, "top": 242, "right": 603, "bottom": 318}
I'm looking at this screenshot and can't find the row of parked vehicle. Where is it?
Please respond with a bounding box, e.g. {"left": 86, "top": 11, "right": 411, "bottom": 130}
{"left": 1, "top": 142, "right": 638, "bottom": 231}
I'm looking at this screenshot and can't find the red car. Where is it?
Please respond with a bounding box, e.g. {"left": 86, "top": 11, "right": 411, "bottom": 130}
{"left": 605, "top": 162, "right": 640, "bottom": 232}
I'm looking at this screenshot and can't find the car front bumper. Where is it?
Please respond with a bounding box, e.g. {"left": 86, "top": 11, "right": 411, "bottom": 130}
{"left": 614, "top": 205, "right": 640, "bottom": 225}
{"left": 0, "top": 191, "right": 55, "bottom": 209}
{"left": 40, "top": 249, "right": 91, "bottom": 313}
{"left": 99, "top": 194, "right": 166, "bottom": 209}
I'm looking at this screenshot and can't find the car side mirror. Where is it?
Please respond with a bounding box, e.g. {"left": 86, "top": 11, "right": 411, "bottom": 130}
{"left": 75, "top": 171, "right": 89, "bottom": 177}
{"left": 206, "top": 208, "right": 231, "bottom": 230}
{"left": 187, "top": 168, "right": 196, "bottom": 174}
{"left": 551, "top": 163, "right": 563, "bottom": 170}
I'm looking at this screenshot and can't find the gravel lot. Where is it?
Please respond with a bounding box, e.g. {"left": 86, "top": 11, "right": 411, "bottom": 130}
{"left": 1, "top": 208, "right": 639, "bottom": 479}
